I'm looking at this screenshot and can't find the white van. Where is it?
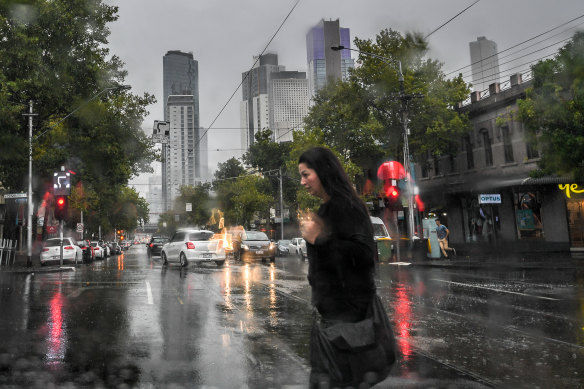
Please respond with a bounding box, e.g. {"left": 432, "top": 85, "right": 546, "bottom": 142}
{"left": 370, "top": 216, "right": 393, "bottom": 261}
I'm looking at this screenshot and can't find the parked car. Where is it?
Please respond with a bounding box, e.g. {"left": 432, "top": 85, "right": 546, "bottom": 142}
{"left": 99, "top": 240, "right": 110, "bottom": 257}
{"left": 148, "top": 236, "right": 169, "bottom": 257}
{"left": 289, "top": 237, "right": 307, "bottom": 260}
{"left": 161, "top": 229, "right": 226, "bottom": 267}
{"left": 121, "top": 241, "right": 131, "bottom": 251}
{"left": 276, "top": 239, "right": 291, "bottom": 256}
{"left": 238, "top": 230, "right": 276, "bottom": 262}
{"left": 90, "top": 241, "right": 105, "bottom": 259}
{"left": 76, "top": 239, "right": 95, "bottom": 262}
{"left": 40, "top": 238, "right": 83, "bottom": 266}
{"left": 370, "top": 216, "right": 393, "bottom": 262}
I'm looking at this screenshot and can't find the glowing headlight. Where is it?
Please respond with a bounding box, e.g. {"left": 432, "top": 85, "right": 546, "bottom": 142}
{"left": 241, "top": 244, "right": 249, "bottom": 250}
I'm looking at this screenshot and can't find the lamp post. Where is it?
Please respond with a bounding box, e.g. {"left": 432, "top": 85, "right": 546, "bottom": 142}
{"left": 25, "top": 84, "right": 130, "bottom": 266}
{"left": 331, "top": 45, "right": 418, "bottom": 248}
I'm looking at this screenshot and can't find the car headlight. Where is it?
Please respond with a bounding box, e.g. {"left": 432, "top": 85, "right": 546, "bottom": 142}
{"left": 241, "top": 244, "right": 249, "bottom": 251}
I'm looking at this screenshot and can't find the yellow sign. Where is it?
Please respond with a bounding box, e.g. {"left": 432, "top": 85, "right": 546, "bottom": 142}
{"left": 559, "top": 184, "right": 584, "bottom": 198}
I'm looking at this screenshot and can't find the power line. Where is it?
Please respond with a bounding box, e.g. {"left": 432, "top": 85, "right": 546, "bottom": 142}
{"left": 195, "top": 0, "right": 301, "bottom": 151}
{"left": 424, "top": 0, "right": 481, "bottom": 40}
{"left": 445, "top": 13, "right": 584, "bottom": 77}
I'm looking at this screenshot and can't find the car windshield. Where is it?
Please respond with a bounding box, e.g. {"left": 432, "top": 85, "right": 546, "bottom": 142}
{"left": 45, "top": 240, "right": 64, "bottom": 247}
{"left": 372, "top": 224, "right": 389, "bottom": 238}
{"left": 279, "top": 240, "right": 291, "bottom": 245}
{"left": 152, "top": 237, "right": 168, "bottom": 243}
{"left": 187, "top": 231, "right": 214, "bottom": 241}
{"left": 90, "top": 242, "right": 99, "bottom": 247}
{"left": 245, "top": 231, "right": 269, "bottom": 241}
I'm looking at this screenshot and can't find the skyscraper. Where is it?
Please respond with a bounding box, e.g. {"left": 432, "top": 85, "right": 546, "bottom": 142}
{"left": 240, "top": 53, "right": 284, "bottom": 151}
{"left": 306, "top": 19, "right": 354, "bottom": 97}
{"left": 162, "top": 50, "right": 206, "bottom": 208}
{"left": 469, "top": 37, "right": 500, "bottom": 92}
{"left": 269, "top": 71, "right": 309, "bottom": 143}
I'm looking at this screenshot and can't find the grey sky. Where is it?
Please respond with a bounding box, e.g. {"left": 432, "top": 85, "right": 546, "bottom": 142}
{"left": 104, "top": 0, "right": 583, "bottom": 192}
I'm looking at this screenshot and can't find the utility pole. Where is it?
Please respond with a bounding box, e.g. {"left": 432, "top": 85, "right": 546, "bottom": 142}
{"left": 23, "top": 101, "right": 37, "bottom": 267}
{"left": 279, "top": 168, "right": 284, "bottom": 240}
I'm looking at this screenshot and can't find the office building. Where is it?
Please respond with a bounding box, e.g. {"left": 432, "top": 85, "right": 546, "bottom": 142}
{"left": 240, "top": 53, "right": 284, "bottom": 151}
{"left": 306, "top": 19, "right": 354, "bottom": 97}
{"left": 269, "top": 71, "right": 309, "bottom": 143}
{"left": 469, "top": 36, "right": 500, "bottom": 92}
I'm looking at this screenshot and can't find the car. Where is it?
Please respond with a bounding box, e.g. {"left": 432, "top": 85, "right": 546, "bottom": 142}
{"left": 289, "top": 237, "right": 307, "bottom": 260}
{"left": 371, "top": 216, "right": 393, "bottom": 262}
{"left": 99, "top": 240, "right": 110, "bottom": 257}
{"left": 238, "top": 230, "right": 276, "bottom": 262}
{"left": 40, "top": 238, "right": 83, "bottom": 266}
{"left": 108, "top": 242, "right": 121, "bottom": 255}
{"left": 148, "top": 236, "right": 169, "bottom": 257}
{"left": 276, "top": 239, "right": 291, "bottom": 256}
{"left": 90, "top": 241, "right": 105, "bottom": 259}
{"left": 161, "top": 229, "right": 226, "bottom": 267}
{"left": 121, "top": 241, "right": 131, "bottom": 251}
{"left": 76, "top": 239, "right": 95, "bottom": 262}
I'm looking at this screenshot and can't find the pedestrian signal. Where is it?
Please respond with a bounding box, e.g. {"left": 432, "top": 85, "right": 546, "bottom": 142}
{"left": 55, "top": 196, "right": 68, "bottom": 220}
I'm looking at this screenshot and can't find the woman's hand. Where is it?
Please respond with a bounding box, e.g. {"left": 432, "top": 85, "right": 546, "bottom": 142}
{"left": 300, "top": 212, "right": 324, "bottom": 245}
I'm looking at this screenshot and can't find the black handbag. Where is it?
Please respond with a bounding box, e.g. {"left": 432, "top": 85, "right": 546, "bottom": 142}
{"left": 310, "top": 294, "right": 397, "bottom": 387}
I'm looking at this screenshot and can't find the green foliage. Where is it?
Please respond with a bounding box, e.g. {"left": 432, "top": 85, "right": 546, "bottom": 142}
{"left": 214, "top": 157, "right": 245, "bottom": 181}
{"left": 174, "top": 184, "right": 212, "bottom": 228}
{"left": 0, "top": 0, "right": 155, "bottom": 233}
{"left": 517, "top": 32, "right": 584, "bottom": 179}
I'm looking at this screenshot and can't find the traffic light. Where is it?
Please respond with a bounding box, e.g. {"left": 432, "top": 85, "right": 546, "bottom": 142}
{"left": 55, "top": 196, "right": 68, "bottom": 220}
{"left": 384, "top": 183, "right": 401, "bottom": 210}
{"left": 117, "top": 229, "right": 125, "bottom": 241}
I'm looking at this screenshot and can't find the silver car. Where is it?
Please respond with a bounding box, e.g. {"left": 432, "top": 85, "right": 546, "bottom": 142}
{"left": 288, "top": 237, "right": 307, "bottom": 259}
{"left": 161, "top": 229, "right": 226, "bottom": 267}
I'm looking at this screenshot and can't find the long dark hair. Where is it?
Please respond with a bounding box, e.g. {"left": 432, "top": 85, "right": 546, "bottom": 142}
{"left": 298, "top": 147, "right": 369, "bottom": 218}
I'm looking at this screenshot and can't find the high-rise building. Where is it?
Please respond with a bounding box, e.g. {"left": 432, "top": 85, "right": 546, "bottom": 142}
{"left": 240, "top": 53, "right": 284, "bottom": 151}
{"left": 162, "top": 51, "right": 206, "bottom": 209}
{"left": 269, "top": 71, "right": 309, "bottom": 143}
{"left": 165, "top": 95, "right": 198, "bottom": 207}
{"left": 306, "top": 19, "right": 354, "bottom": 97}
{"left": 146, "top": 176, "right": 162, "bottom": 224}
{"left": 469, "top": 36, "right": 500, "bottom": 92}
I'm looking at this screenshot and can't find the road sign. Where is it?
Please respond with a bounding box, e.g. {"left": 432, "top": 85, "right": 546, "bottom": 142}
{"left": 479, "top": 194, "right": 502, "bottom": 204}
{"left": 4, "top": 193, "right": 27, "bottom": 199}
{"left": 47, "top": 225, "right": 57, "bottom": 234}
{"left": 186, "top": 203, "right": 192, "bottom": 212}
{"left": 53, "top": 171, "right": 71, "bottom": 195}
{"left": 76, "top": 223, "right": 84, "bottom": 233}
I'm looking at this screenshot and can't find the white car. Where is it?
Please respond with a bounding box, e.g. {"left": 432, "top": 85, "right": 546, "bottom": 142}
{"left": 161, "top": 228, "right": 226, "bottom": 267}
{"left": 289, "top": 237, "right": 307, "bottom": 259}
{"left": 40, "top": 238, "right": 83, "bottom": 266}
{"left": 90, "top": 241, "right": 105, "bottom": 259}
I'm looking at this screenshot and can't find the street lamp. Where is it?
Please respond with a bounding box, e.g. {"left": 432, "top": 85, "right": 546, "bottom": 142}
{"left": 331, "top": 45, "right": 417, "bottom": 248}
{"left": 24, "top": 84, "right": 131, "bottom": 266}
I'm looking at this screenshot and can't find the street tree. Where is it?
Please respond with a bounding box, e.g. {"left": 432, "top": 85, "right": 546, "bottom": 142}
{"left": 214, "top": 157, "right": 246, "bottom": 181}
{"left": 0, "top": 0, "right": 156, "bottom": 229}
{"left": 517, "top": 32, "right": 584, "bottom": 179}
{"left": 173, "top": 184, "right": 212, "bottom": 228}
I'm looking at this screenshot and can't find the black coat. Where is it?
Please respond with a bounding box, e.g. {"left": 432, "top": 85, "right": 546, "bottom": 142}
{"left": 306, "top": 195, "right": 376, "bottom": 322}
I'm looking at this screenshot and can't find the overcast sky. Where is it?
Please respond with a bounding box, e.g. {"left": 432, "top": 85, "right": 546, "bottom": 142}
{"left": 105, "top": 0, "right": 583, "bottom": 194}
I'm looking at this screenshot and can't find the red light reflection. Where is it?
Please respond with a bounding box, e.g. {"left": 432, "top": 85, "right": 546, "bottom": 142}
{"left": 393, "top": 283, "right": 413, "bottom": 361}
{"left": 47, "top": 292, "right": 65, "bottom": 363}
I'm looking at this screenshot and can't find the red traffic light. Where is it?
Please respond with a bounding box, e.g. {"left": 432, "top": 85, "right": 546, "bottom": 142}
{"left": 57, "top": 197, "right": 65, "bottom": 206}
{"left": 55, "top": 196, "right": 68, "bottom": 220}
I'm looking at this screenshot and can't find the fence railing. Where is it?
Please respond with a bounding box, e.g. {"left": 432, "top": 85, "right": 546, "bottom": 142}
{"left": 0, "top": 239, "right": 18, "bottom": 267}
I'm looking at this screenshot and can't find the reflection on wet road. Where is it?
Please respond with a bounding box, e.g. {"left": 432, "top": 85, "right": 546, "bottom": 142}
{"left": 0, "top": 245, "right": 583, "bottom": 388}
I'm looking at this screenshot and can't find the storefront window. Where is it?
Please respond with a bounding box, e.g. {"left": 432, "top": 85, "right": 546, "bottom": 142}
{"left": 515, "top": 191, "right": 544, "bottom": 239}
{"left": 463, "top": 197, "right": 497, "bottom": 243}
{"left": 566, "top": 199, "right": 584, "bottom": 247}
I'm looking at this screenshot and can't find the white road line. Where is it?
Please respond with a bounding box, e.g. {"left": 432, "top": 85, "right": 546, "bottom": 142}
{"left": 145, "top": 281, "right": 153, "bottom": 304}
{"left": 431, "top": 279, "right": 560, "bottom": 301}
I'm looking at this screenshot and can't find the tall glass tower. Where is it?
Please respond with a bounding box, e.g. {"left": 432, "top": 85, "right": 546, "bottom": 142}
{"left": 306, "top": 19, "right": 354, "bottom": 97}
{"left": 469, "top": 37, "right": 500, "bottom": 93}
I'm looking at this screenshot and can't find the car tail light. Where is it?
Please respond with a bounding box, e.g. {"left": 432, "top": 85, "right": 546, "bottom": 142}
{"left": 42, "top": 248, "right": 49, "bottom": 252}
{"left": 149, "top": 243, "right": 154, "bottom": 248}
{"left": 64, "top": 246, "right": 74, "bottom": 250}
{"left": 186, "top": 242, "right": 195, "bottom": 249}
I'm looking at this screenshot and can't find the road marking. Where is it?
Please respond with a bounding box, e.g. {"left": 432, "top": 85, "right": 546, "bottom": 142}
{"left": 145, "top": 281, "right": 153, "bottom": 304}
{"left": 431, "top": 279, "right": 560, "bottom": 301}
{"left": 177, "top": 297, "right": 184, "bottom": 304}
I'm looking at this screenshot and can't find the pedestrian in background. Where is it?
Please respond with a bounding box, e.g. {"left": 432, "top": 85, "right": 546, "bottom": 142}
{"left": 435, "top": 218, "right": 456, "bottom": 259}
{"left": 298, "top": 147, "right": 396, "bottom": 388}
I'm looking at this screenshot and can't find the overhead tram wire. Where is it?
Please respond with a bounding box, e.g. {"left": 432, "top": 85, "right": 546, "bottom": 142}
{"left": 424, "top": 0, "right": 481, "bottom": 40}
{"left": 444, "top": 13, "right": 584, "bottom": 77}
{"left": 193, "top": 0, "right": 301, "bottom": 152}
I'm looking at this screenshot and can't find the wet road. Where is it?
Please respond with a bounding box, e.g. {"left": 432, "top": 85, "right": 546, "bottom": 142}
{"left": 0, "top": 245, "right": 583, "bottom": 388}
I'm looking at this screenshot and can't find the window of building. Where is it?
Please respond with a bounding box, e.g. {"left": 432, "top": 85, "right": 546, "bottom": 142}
{"left": 464, "top": 135, "right": 474, "bottom": 169}
{"left": 514, "top": 191, "right": 544, "bottom": 239}
{"left": 502, "top": 126, "right": 514, "bottom": 163}
{"left": 526, "top": 137, "right": 539, "bottom": 159}
{"left": 433, "top": 156, "right": 441, "bottom": 176}
{"left": 481, "top": 130, "right": 493, "bottom": 166}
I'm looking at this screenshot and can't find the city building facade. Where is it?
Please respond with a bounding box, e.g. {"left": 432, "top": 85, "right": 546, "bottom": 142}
{"left": 240, "top": 53, "right": 285, "bottom": 151}
{"left": 469, "top": 36, "right": 500, "bottom": 93}
{"left": 269, "top": 71, "right": 309, "bottom": 143}
{"left": 306, "top": 19, "right": 354, "bottom": 97}
{"left": 415, "top": 73, "right": 584, "bottom": 255}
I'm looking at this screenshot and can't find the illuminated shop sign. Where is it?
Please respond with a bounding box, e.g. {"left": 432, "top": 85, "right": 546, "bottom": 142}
{"left": 478, "top": 194, "right": 501, "bottom": 204}
{"left": 559, "top": 184, "right": 584, "bottom": 198}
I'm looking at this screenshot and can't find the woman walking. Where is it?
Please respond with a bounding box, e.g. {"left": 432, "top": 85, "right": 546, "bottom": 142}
{"left": 298, "top": 147, "right": 396, "bottom": 388}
